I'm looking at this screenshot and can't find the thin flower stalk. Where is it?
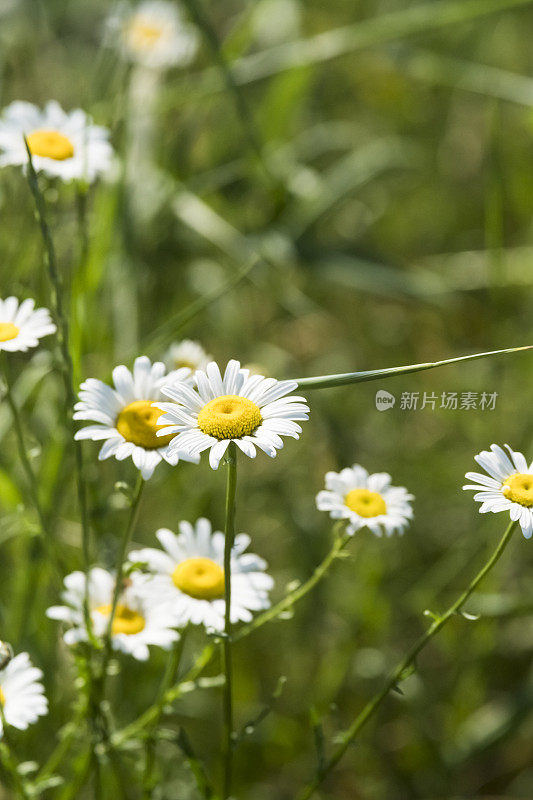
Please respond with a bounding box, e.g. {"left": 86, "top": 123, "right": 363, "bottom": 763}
{"left": 181, "top": 0, "right": 276, "bottom": 188}
{"left": 104, "top": 473, "right": 146, "bottom": 658}
{"left": 0, "top": 707, "right": 31, "bottom": 800}
{"left": 222, "top": 442, "right": 238, "bottom": 799}
{"left": 118, "top": 526, "right": 352, "bottom": 748}
{"left": 234, "top": 525, "right": 351, "bottom": 642}
{"left": 0, "top": 356, "right": 62, "bottom": 576}
{"left": 23, "top": 144, "right": 92, "bottom": 613}
{"left": 297, "top": 519, "right": 517, "bottom": 800}
{"left": 142, "top": 631, "right": 189, "bottom": 799}
{"left": 112, "top": 643, "right": 216, "bottom": 747}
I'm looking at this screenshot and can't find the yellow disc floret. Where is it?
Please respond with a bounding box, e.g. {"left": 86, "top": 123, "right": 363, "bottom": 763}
{"left": 95, "top": 604, "right": 145, "bottom": 635}
{"left": 197, "top": 395, "right": 262, "bottom": 440}
{"left": 0, "top": 687, "right": 5, "bottom": 706}
{"left": 126, "top": 19, "right": 164, "bottom": 50}
{"left": 26, "top": 130, "right": 75, "bottom": 161}
{"left": 345, "top": 488, "right": 387, "bottom": 518}
{"left": 172, "top": 557, "right": 225, "bottom": 600}
{"left": 116, "top": 400, "right": 174, "bottom": 449}
{"left": 0, "top": 322, "right": 19, "bottom": 342}
{"left": 502, "top": 473, "right": 533, "bottom": 507}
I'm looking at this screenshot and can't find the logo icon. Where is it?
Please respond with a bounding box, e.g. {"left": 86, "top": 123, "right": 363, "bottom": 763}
{"left": 375, "top": 390, "right": 395, "bottom": 411}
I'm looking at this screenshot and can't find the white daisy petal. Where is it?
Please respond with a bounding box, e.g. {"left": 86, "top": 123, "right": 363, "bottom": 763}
{"left": 316, "top": 463, "right": 414, "bottom": 538}
{"left": 465, "top": 444, "right": 533, "bottom": 539}
{"left": 0, "top": 652, "right": 48, "bottom": 735}
{"left": 74, "top": 356, "right": 197, "bottom": 480}
{"left": 47, "top": 569, "right": 179, "bottom": 660}
{"left": 158, "top": 359, "right": 309, "bottom": 470}
{"left": 107, "top": 0, "right": 199, "bottom": 70}
{"left": 0, "top": 295, "right": 55, "bottom": 353}
{"left": 132, "top": 519, "right": 273, "bottom": 631}
{"left": 0, "top": 101, "right": 113, "bottom": 183}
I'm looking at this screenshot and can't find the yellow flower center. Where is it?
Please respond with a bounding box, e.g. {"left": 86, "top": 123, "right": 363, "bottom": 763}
{"left": 172, "top": 557, "right": 225, "bottom": 600}
{"left": 0, "top": 687, "right": 5, "bottom": 706}
{"left": 127, "top": 19, "right": 164, "bottom": 50}
{"left": 116, "top": 400, "right": 174, "bottom": 449}
{"left": 26, "top": 130, "right": 75, "bottom": 161}
{"left": 502, "top": 473, "right": 533, "bottom": 507}
{"left": 197, "top": 395, "right": 262, "bottom": 440}
{"left": 0, "top": 322, "right": 19, "bottom": 342}
{"left": 95, "top": 603, "right": 146, "bottom": 635}
{"left": 344, "top": 488, "right": 387, "bottom": 518}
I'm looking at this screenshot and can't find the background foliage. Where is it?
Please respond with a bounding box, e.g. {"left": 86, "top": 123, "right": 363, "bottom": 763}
{"left": 0, "top": 0, "right": 532, "bottom": 797}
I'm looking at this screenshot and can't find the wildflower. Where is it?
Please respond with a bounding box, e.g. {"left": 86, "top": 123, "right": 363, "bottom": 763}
{"left": 164, "top": 339, "right": 211, "bottom": 373}
{"left": 129, "top": 518, "right": 273, "bottom": 631}
{"left": 47, "top": 568, "right": 178, "bottom": 661}
{"left": 73, "top": 356, "right": 200, "bottom": 480}
{"left": 316, "top": 464, "right": 414, "bottom": 537}
{"left": 0, "top": 101, "right": 113, "bottom": 182}
{"left": 0, "top": 296, "right": 55, "bottom": 352}
{"left": 109, "top": 1, "right": 198, "bottom": 70}
{"left": 156, "top": 359, "right": 310, "bottom": 470}
{"left": 464, "top": 444, "right": 533, "bottom": 539}
{"left": 0, "top": 651, "right": 48, "bottom": 734}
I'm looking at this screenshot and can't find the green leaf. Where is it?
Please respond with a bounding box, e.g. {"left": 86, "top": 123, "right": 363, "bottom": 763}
{"left": 294, "top": 345, "right": 532, "bottom": 389}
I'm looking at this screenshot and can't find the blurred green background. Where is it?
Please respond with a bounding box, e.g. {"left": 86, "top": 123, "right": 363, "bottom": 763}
{"left": 0, "top": 0, "right": 533, "bottom": 797}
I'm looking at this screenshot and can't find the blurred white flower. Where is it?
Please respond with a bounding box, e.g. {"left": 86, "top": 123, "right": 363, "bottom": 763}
{"left": 0, "top": 101, "right": 113, "bottom": 182}
{"left": 108, "top": 1, "right": 198, "bottom": 70}
{"left": 164, "top": 339, "right": 211, "bottom": 373}
{"left": 130, "top": 518, "right": 273, "bottom": 631}
{"left": 156, "top": 359, "right": 310, "bottom": 470}
{"left": 47, "top": 568, "right": 179, "bottom": 661}
{"left": 0, "top": 652, "right": 48, "bottom": 734}
{"left": 464, "top": 444, "right": 533, "bottom": 539}
{"left": 74, "top": 355, "right": 200, "bottom": 480}
{"left": 316, "top": 464, "right": 414, "bottom": 537}
{"left": 0, "top": 296, "right": 55, "bottom": 353}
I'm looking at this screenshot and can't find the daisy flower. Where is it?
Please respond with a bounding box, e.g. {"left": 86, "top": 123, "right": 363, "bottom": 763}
{"left": 463, "top": 443, "right": 533, "bottom": 539}
{"left": 0, "top": 651, "right": 48, "bottom": 735}
{"left": 0, "top": 101, "right": 113, "bottom": 182}
{"left": 129, "top": 517, "right": 274, "bottom": 631}
{"left": 0, "top": 296, "right": 56, "bottom": 352}
{"left": 156, "top": 359, "right": 310, "bottom": 470}
{"left": 47, "top": 568, "right": 178, "bottom": 661}
{"left": 316, "top": 464, "right": 414, "bottom": 537}
{"left": 108, "top": 1, "right": 198, "bottom": 70}
{"left": 164, "top": 339, "right": 211, "bottom": 373}
{"left": 73, "top": 355, "right": 200, "bottom": 480}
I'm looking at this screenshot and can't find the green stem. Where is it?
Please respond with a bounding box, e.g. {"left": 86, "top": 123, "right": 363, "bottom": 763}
{"left": 0, "top": 355, "right": 62, "bottom": 575}
{"left": 37, "top": 704, "right": 87, "bottom": 784}
{"left": 0, "top": 707, "right": 30, "bottom": 799}
{"left": 115, "top": 527, "right": 352, "bottom": 752}
{"left": 293, "top": 345, "right": 532, "bottom": 390}
{"left": 142, "top": 631, "right": 189, "bottom": 799}
{"left": 181, "top": 0, "right": 276, "bottom": 188}
{"left": 56, "top": 749, "right": 92, "bottom": 800}
{"left": 86, "top": 473, "right": 144, "bottom": 786}
{"left": 23, "top": 143, "right": 92, "bottom": 618}
{"left": 297, "top": 520, "right": 517, "bottom": 800}
{"left": 234, "top": 528, "right": 351, "bottom": 642}
{"left": 222, "top": 443, "right": 238, "bottom": 799}
{"left": 112, "top": 643, "right": 215, "bottom": 747}
{"left": 104, "top": 473, "right": 145, "bottom": 658}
